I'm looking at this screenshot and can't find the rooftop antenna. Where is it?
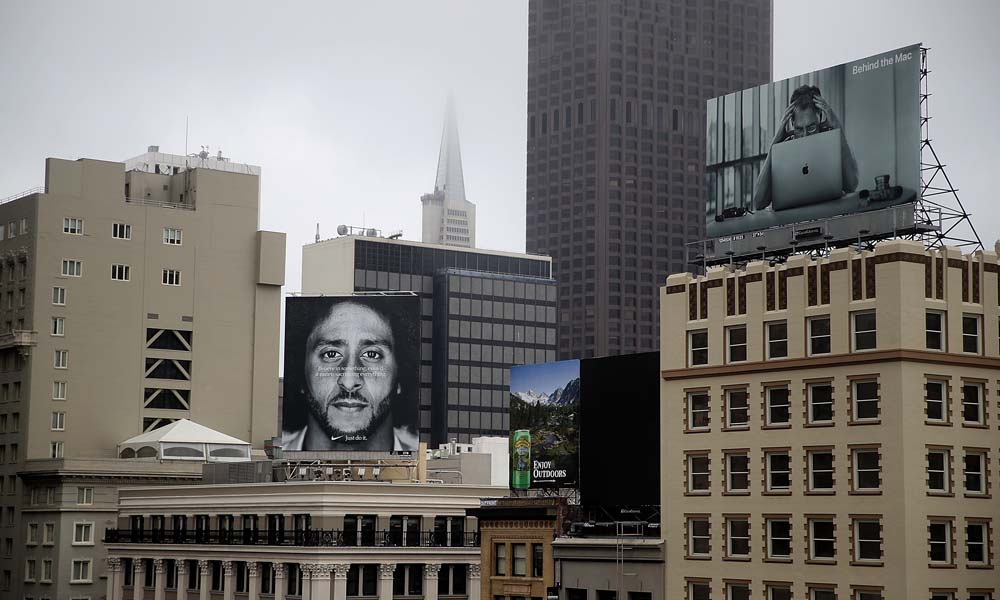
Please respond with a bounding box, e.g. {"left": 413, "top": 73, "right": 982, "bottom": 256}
{"left": 315, "top": 223, "right": 320, "bottom": 243}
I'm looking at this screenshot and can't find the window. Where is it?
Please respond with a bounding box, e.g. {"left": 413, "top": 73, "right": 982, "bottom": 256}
{"left": 688, "top": 581, "right": 710, "bottom": 600}
{"left": 52, "top": 286, "right": 66, "bottom": 305}
{"left": 767, "top": 584, "right": 792, "bottom": 600}
{"left": 766, "top": 320, "right": 787, "bottom": 359}
{"left": 766, "top": 387, "right": 790, "bottom": 426}
{"left": 71, "top": 559, "right": 92, "bottom": 583}
{"left": 927, "top": 449, "right": 950, "bottom": 492}
{"left": 41, "top": 559, "right": 52, "bottom": 582}
{"left": 961, "top": 382, "right": 985, "bottom": 425}
{"left": 852, "top": 311, "right": 876, "bottom": 350}
{"left": 966, "top": 521, "right": 989, "bottom": 565}
{"left": 689, "top": 330, "right": 708, "bottom": 366}
{"left": 854, "top": 519, "right": 882, "bottom": 562}
{"left": 6, "top": 222, "right": 13, "bottom": 239}
{"left": 73, "top": 522, "right": 93, "bottom": 545}
{"left": 49, "top": 441, "right": 63, "bottom": 458}
{"left": 926, "top": 311, "right": 945, "bottom": 350}
{"left": 964, "top": 451, "right": 987, "bottom": 495}
{"left": 76, "top": 487, "right": 93, "bottom": 505}
{"left": 727, "top": 583, "right": 750, "bottom": 600}
{"left": 928, "top": 520, "right": 951, "bottom": 564}
{"left": 809, "top": 518, "right": 836, "bottom": 560}
{"left": 53, "top": 382, "right": 67, "bottom": 401}
{"left": 42, "top": 523, "right": 54, "bottom": 545}
{"left": 61, "top": 259, "right": 82, "bottom": 277}
{"left": 727, "top": 325, "right": 747, "bottom": 362}
{"left": 20, "top": 218, "right": 27, "bottom": 235}
{"left": 112, "top": 222, "right": 132, "bottom": 240}
{"left": 62, "top": 217, "right": 84, "bottom": 235}
{"left": 162, "top": 269, "right": 182, "bottom": 286}
{"left": 727, "top": 517, "right": 750, "bottom": 557}
{"left": 808, "top": 316, "right": 831, "bottom": 355}
{"left": 725, "top": 389, "right": 749, "bottom": 428}
{"left": 50, "top": 317, "right": 64, "bottom": 336}
{"left": 687, "top": 392, "right": 710, "bottom": 430}
{"left": 50, "top": 412, "right": 65, "bottom": 431}
{"left": 25, "top": 559, "right": 36, "bottom": 582}
{"left": 727, "top": 453, "right": 749, "bottom": 492}
{"left": 494, "top": 544, "right": 506, "bottom": 575}
{"left": 512, "top": 543, "right": 527, "bottom": 576}
{"left": 808, "top": 383, "right": 834, "bottom": 424}
{"left": 854, "top": 592, "right": 883, "bottom": 600}
{"left": 688, "top": 517, "right": 710, "bottom": 557}
{"left": 811, "top": 589, "right": 837, "bottom": 600}
{"left": 26, "top": 523, "right": 38, "bottom": 545}
{"left": 852, "top": 448, "right": 881, "bottom": 491}
{"left": 766, "top": 518, "right": 791, "bottom": 559}
{"left": 688, "top": 453, "right": 710, "bottom": 493}
{"left": 111, "top": 264, "right": 130, "bottom": 281}
{"left": 963, "top": 314, "right": 981, "bottom": 353}
{"left": 531, "top": 544, "right": 543, "bottom": 577}
{"left": 808, "top": 449, "right": 835, "bottom": 492}
{"left": 925, "top": 379, "right": 948, "bottom": 423}
{"left": 163, "top": 227, "right": 183, "bottom": 245}
{"left": 54, "top": 350, "right": 68, "bottom": 369}
{"left": 766, "top": 451, "right": 791, "bottom": 492}
{"left": 852, "top": 380, "right": 879, "bottom": 422}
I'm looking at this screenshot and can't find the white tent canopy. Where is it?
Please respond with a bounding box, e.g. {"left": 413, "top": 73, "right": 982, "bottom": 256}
{"left": 117, "top": 419, "right": 251, "bottom": 462}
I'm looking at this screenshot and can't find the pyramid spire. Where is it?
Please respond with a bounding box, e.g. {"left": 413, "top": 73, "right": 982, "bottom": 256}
{"left": 434, "top": 95, "right": 467, "bottom": 206}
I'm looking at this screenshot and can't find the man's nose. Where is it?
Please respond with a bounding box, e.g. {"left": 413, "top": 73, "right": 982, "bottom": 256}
{"left": 338, "top": 356, "right": 363, "bottom": 392}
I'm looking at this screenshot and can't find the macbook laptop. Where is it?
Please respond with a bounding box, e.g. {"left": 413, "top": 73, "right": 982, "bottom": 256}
{"left": 770, "top": 129, "right": 843, "bottom": 210}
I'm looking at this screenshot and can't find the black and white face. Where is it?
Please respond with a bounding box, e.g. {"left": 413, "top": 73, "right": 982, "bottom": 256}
{"left": 303, "top": 302, "right": 399, "bottom": 439}
{"left": 790, "top": 104, "right": 821, "bottom": 138}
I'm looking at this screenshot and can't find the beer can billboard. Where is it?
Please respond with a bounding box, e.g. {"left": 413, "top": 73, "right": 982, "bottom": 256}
{"left": 509, "top": 359, "right": 580, "bottom": 489}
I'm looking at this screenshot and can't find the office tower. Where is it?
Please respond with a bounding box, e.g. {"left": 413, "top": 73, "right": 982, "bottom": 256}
{"left": 422, "top": 101, "right": 477, "bottom": 248}
{"left": 0, "top": 149, "right": 284, "bottom": 597}
{"left": 526, "top": 0, "right": 772, "bottom": 359}
{"left": 301, "top": 235, "right": 556, "bottom": 445}
{"left": 661, "top": 241, "right": 1000, "bottom": 599}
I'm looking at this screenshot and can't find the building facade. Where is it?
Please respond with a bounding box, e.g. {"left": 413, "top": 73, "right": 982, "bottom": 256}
{"left": 18, "top": 458, "right": 203, "bottom": 600}
{"left": 421, "top": 101, "right": 476, "bottom": 248}
{"left": 0, "top": 152, "right": 285, "bottom": 596}
{"left": 552, "top": 534, "right": 663, "bottom": 600}
{"left": 661, "top": 240, "right": 1000, "bottom": 600}
{"left": 469, "top": 497, "right": 567, "bottom": 600}
{"left": 300, "top": 236, "right": 556, "bottom": 445}
{"left": 103, "top": 481, "right": 494, "bottom": 600}
{"left": 525, "top": 0, "right": 772, "bottom": 359}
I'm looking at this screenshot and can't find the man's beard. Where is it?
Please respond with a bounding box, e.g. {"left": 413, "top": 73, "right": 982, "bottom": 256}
{"left": 307, "top": 390, "right": 391, "bottom": 441}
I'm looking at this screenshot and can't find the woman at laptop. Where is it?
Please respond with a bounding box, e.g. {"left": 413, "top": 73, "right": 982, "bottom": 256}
{"left": 753, "top": 85, "right": 859, "bottom": 211}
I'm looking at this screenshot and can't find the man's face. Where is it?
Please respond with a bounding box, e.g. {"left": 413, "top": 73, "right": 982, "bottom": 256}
{"left": 304, "top": 302, "right": 398, "bottom": 439}
{"left": 790, "top": 105, "right": 821, "bottom": 138}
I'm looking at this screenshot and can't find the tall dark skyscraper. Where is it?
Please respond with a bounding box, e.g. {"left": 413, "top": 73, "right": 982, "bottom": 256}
{"left": 526, "top": 0, "right": 772, "bottom": 359}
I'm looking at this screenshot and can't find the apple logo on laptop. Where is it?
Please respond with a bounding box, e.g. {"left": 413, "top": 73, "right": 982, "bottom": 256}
{"left": 802, "top": 164, "right": 809, "bottom": 175}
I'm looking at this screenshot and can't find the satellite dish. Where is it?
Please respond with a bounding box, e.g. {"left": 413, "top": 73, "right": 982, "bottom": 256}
{"left": 336, "top": 225, "right": 348, "bottom": 236}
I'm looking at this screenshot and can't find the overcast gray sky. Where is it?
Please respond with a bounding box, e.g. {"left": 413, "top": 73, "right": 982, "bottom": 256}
{"left": 1, "top": 0, "right": 998, "bottom": 299}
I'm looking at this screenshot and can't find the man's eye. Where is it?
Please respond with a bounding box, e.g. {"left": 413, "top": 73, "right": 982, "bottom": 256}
{"left": 360, "top": 349, "right": 383, "bottom": 360}
{"left": 320, "top": 349, "right": 342, "bottom": 360}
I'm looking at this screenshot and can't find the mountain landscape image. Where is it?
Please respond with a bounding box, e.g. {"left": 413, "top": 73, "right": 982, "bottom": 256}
{"left": 509, "top": 359, "right": 580, "bottom": 486}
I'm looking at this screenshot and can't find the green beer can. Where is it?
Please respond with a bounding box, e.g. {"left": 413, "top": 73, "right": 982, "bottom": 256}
{"left": 512, "top": 429, "right": 531, "bottom": 489}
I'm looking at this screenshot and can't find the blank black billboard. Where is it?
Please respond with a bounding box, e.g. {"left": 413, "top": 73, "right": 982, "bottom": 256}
{"left": 579, "top": 351, "right": 660, "bottom": 509}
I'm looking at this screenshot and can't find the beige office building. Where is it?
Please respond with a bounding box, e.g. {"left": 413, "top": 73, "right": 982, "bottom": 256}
{"left": 0, "top": 150, "right": 285, "bottom": 597}
{"left": 103, "top": 480, "right": 491, "bottom": 600}
{"left": 661, "top": 240, "right": 999, "bottom": 600}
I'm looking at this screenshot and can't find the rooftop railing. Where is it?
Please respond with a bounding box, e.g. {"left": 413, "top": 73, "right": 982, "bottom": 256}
{"left": 104, "top": 529, "right": 479, "bottom": 548}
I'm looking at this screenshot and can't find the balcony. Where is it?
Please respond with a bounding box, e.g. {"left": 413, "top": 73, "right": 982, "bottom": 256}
{"left": 104, "top": 529, "right": 479, "bottom": 548}
{"left": 0, "top": 330, "right": 36, "bottom": 351}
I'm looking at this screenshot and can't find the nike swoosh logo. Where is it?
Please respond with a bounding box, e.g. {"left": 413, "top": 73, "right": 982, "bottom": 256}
{"left": 330, "top": 436, "right": 344, "bottom": 442}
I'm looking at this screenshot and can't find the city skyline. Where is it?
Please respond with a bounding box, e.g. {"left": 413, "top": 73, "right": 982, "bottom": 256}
{"left": 0, "top": 0, "right": 998, "bottom": 296}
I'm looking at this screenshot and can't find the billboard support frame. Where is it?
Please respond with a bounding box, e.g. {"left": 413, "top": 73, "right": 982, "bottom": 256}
{"left": 912, "top": 46, "right": 983, "bottom": 251}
